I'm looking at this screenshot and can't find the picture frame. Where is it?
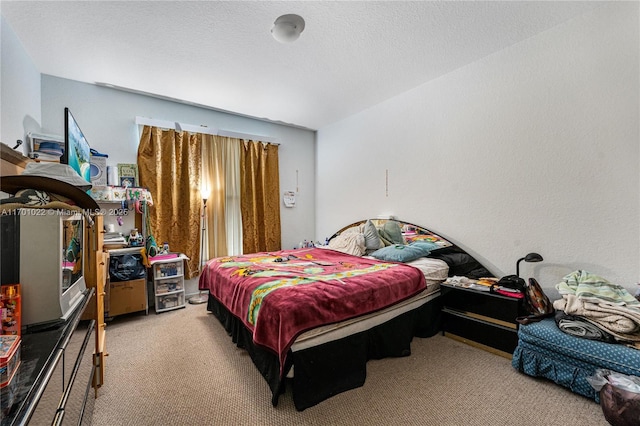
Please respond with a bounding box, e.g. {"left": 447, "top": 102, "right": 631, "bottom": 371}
{"left": 117, "top": 163, "right": 139, "bottom": 188}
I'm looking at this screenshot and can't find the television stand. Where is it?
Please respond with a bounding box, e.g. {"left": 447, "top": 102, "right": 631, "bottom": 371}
{"left": 2, "top": 288, "right": 95, "bottom": 425}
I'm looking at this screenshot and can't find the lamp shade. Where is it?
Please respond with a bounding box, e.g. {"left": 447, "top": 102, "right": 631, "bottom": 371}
{"left": 271, "top": 14, "right": 305, "bottom": 43}
{"left": 200, "top": 185, "right": 210, "bottom": 201}
{"left": 523, "top": 253, "right": 543, "bottom": 263}
{"left": 516, "top": 252, "right": 543, "bottom": 277}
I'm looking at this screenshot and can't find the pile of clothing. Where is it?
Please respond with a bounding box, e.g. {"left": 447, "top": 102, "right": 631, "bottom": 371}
{"left": 554, "top": 270, "right": 640, "bottom": 349}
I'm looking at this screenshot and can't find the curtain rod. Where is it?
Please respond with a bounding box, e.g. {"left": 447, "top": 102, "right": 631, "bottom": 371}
{"left": 134, "top": 116, "right": 279, "bottom": 144}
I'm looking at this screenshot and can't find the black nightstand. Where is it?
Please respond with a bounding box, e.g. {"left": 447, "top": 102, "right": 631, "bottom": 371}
{"left": 440, "top": 283, "right": 527, "bottom": 358}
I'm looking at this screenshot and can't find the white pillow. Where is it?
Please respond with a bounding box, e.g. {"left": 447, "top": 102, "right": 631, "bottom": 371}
{"left": 342, "top": 224, "right": 364, "bottom": 234}
{"left": 406, "top": 257, "right": 449, "bottom": 281}
{"left": 328, "top": 232, "right": 365, "bottom": 256}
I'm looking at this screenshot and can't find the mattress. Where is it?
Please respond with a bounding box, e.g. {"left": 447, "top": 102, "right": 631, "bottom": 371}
{"left": 286, "top": 258, "right": 447, "bottom": 379}
{"left": 200, "top": 247, "right": 434, "bottom": 376}
{"left": 292, "top": 257, "right": 447, "bottom": 351}
{"left": 292, "top": 284, "right": 441, "bottom": 352}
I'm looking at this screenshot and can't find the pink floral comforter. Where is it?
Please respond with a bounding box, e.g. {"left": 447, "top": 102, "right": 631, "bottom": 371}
{"left": 199, "top": 247, "right": 426, "bottom": 373}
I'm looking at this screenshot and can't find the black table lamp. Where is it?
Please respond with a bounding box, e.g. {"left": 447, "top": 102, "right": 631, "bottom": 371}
{"left": 516, "top": 252, "right": 543, "bottom": 278}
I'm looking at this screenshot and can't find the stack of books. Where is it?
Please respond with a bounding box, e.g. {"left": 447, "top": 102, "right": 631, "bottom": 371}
{"left": 103, "top": 232, "right": 127, "bottom": 249}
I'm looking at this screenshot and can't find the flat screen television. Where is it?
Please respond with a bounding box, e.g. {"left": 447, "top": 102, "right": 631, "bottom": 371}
{"left": 62, "top": 107, "right": 92, "bottom": 184}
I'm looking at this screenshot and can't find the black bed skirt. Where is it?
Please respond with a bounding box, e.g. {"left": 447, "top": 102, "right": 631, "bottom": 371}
{"left": 206, "top": 293, "right": 442, "bottom": 411}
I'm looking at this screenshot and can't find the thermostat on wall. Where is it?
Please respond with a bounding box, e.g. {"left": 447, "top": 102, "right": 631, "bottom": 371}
{"left": 283, "top": 191, "right": 296, "bottom": 208}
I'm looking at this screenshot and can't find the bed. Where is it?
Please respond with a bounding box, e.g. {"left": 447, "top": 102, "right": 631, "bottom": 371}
{"left": 200, "top": 219, "right": 492, "bottom": 411}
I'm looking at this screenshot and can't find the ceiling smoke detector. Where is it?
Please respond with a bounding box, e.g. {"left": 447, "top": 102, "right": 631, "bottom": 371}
{"left": 271, "top": 14, "right": 305, "bottom": 43}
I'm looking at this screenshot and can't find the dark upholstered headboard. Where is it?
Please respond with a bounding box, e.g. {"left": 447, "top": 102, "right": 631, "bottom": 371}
{"left": 329, "top": 218, "right": 494, "bottom": 279}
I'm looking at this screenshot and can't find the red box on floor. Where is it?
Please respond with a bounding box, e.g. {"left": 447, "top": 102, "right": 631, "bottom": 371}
{"left": 0, "top": 335, "right": 21, "bottom": 388}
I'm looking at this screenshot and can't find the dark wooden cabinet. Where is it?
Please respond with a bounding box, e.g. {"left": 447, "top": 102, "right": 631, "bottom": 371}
{"left": 440, "top": 283, "right": 526, "bottom": 358}
{"left": 1, "top": 288, "right": 96, "bottom": 426}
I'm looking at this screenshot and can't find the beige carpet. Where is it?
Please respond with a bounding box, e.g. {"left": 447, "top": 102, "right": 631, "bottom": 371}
{"left": 92, "top": 303, "right": 608, "bottom": 425}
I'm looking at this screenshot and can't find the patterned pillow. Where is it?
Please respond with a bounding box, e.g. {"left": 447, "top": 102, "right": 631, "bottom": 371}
{"left": 404, "top": 233, "right": 452, "bottom": 248}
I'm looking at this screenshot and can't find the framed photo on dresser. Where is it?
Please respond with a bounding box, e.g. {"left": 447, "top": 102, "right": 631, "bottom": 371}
{"left": 117, "top": 163, "right": 139, "bottom": 187}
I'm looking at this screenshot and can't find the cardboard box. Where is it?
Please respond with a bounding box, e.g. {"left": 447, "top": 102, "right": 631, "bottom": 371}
{"left": 0, "top": 335, "right": 21, "bottom": 388}
{"left": 108, "top": 279, "right": 146, "bottom": 317}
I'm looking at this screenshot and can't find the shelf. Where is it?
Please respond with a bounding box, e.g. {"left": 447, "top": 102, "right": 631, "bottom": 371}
{"left": 156, "top": 289, "right": 183, "bottom": 296}
{"left": 154, "top": 274, "right": 184, "bottom": 281}
{"left": 155, "top": 293, "right": 185, "bottom": 313}
{"left": 149, "top": 254, "right": 186, "bottom": 314}
{"left": 90, "top": 187, "right": 154, "bottom": 204}
{"left": 0, "top": 143, "right": 32, "bottom": 173}
{"left": 154, "top": 279, "right": 183, "bottom": 295}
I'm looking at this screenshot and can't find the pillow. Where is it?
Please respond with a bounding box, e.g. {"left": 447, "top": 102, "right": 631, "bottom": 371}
{"left": 328, "top": 232, "right": 365, "bottom": 257}
{"left": 406, "top": 257, "right": 449, "bottom": 281}
{"left": 428, "top": 250, "right": 488, "bottom": 277}
{"left": 370, "top": 243, "right": 433, "bottom": 263}
{"left": 404, "top": 233, "right": 452, "bottom": 248}
{"left": 363, "top": 219, "right": 383, "bottom": 250}
{"left": 409, "top": 241, "right": 441, "bottom": 252}
{"left": 377, "top": 220, "right": 405, "bottom": 246}
{"left": 342, "top": 224, "right": 364, "bottom": 234}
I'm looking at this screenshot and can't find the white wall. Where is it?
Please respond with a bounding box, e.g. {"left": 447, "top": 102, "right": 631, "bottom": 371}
{"left": 1, "top": 16, "right": 316, "bottom": 297}
{"left": 316, "top": 2, "right": 639, "bottom": 295}
{"left": 0, "top": 16, "right": 41, "bottom": 154}
{"left": 39, "top": 77, "right": 316, "bottom": 297}
{"left": 40, "top": 76, "right": 316, "bottom": 254}
{"left": 4, "top": 3, "right": 638, "bottom": 298}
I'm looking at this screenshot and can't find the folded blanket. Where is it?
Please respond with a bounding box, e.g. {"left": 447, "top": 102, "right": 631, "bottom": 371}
{"left": 556, "top": 270, "right": 640, "bottom": 307}
{"left": 554, "top": 271, "right": 640, "bottom": 344}
{"left": 554, "top": 295, "right": 640, "bottom": 342}
{"left": 554, "top": 311, "right": 616, "bottom": 343}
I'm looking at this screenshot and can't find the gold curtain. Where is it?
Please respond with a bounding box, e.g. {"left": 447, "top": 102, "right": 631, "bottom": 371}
{"left": 240, "top": 141, "right": 281, "bottom": 253}
{"left": 137, "top": 125, "right": 202, "bottom": 279}
{"left": 201, "top": 134, "right": 228, "bottom": 259}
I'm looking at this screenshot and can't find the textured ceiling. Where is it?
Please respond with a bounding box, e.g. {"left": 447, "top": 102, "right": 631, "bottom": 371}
{"left": 1, "top": 1, "right": 600, "bottom": 130}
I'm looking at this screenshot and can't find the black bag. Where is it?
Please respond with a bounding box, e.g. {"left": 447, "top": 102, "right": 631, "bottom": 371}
{"left": 496, "top": 274, "right": 526, "bottom": 292}
{"left": 109, "top": 254, "right": 146, "bottom": 282}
